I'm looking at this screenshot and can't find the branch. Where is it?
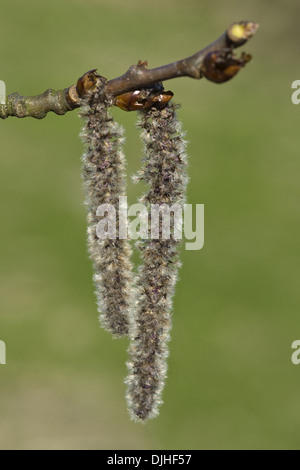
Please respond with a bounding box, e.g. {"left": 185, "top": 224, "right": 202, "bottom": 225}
{"left": 0, "top": 21, "right": 258, "bottom": 119}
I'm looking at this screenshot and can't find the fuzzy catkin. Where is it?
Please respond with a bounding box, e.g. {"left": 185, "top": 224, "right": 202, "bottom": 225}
{"left": 126, "top": 103, "right": 188, "bottom": 422}
{"left": 79, "top": 78, "right": 133, "bottom": 337}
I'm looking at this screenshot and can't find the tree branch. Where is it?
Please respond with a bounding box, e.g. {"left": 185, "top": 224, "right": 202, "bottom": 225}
{"left": 0, "top": 21, "right": 258, "bottom": 119}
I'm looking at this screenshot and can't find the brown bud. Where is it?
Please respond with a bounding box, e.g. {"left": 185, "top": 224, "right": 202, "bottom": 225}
{"left": 115, "top": 89, "right": 173, "bottom": 112}
{"left": 76, "top": 69, "right": 102, "bottom": 97}
{"left": 150, "top": 91, "right": 174, "bottom": 109}
{"left": 137, "top": 60, "right": 148, "bottom": 68}
{"left": 201, "top": 50, "right": 252, "bottom": 84}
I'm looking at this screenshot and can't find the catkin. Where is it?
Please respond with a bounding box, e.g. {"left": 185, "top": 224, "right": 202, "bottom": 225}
{"left": 79, "top": 78, "right": 133, "bottom": 337}
{"left": 126, "top": 103, "right": 188, "bottom": 421}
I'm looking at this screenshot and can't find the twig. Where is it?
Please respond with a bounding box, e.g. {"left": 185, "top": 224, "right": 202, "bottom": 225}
{"left": 0, "top": 21, "right": 258, "bottom": 119}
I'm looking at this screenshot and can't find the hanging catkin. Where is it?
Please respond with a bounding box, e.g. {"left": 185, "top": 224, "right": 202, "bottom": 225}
{"left": 125, "top": 102, "right": 188, "bottom": 422}
{"left": 79, "top": 77, "right": 133, "bottom": 337}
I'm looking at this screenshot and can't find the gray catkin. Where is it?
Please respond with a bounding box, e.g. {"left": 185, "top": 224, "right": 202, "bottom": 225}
{"left": 125, "top": 103, "right": 188, "bottom": 422}
{"left": 79, "top": 78, "right": 133, "bottom": 337}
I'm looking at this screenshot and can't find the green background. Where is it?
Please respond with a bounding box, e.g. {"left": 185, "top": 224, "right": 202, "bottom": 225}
{"left": 0, "top": 0, "right": 299, "bottom": 450}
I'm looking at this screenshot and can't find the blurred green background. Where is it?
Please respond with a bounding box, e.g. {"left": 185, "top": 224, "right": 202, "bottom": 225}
{"left": 0, "top": 0, "right": 299, "bottom": 450}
